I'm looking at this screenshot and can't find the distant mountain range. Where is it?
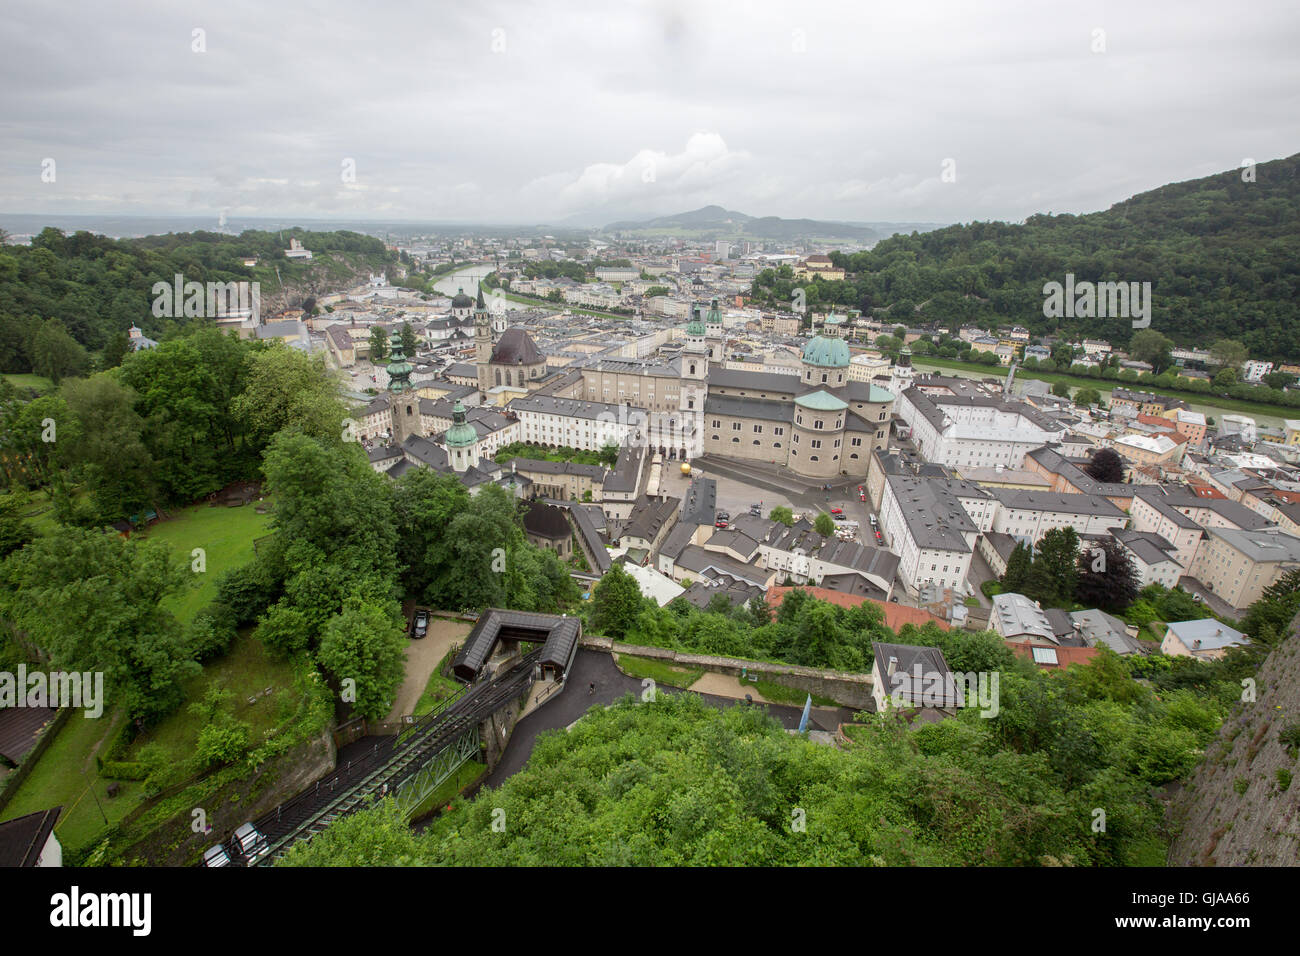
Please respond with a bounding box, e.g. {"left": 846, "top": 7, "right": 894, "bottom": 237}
{"left": 600, "top": 205, "right": 946, "bottom": 242}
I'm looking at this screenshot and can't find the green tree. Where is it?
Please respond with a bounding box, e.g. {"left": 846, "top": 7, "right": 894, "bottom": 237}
{"left": 400, "top": 322, "right": 418, "bottom": 358}
{"left": 1050, "top": 381, "right": 1071, "bottom": 398}
{"left": 62, "top": 374, "right": 159, "bottom": 521}
{"left": 769, "top": 506, "right": 795, "bottom": 526}
{"left": 814, "top": 512, "right": 836, "bottom": 536}
{"left": 1074, "top": 539, "right": 1140, "bottom": 613}
{"left": 590, "top": 564, "right": 646, "bottom": 640}
{"left": 1213, "top": 367, "right": 1238, "bottom": 389}
{"left": 1209, "top": 339, "right": 1248, "bottom": 370}
{"left": 232, "top": 344, "right": 349, "bottom": 447}
{"left": 1128, "top": 329, "right": 1174, "bottom": 374}
{"left": 29, "top": 319, "right": 89, "bottom": 383}
{"left": 0, "top": 492, "right": 34, "bottom": 558}
{"left": 369, "top": 325, "right": 390, "bottom": 363}
{"left": 1075, "top": 387, "right": 1102, "bottom": 407}
{"left": 1001, "top": 541, "right": 1033, "bottom": 593}
{"left": 317, "top": 599, "right": 407, "bottom": 721}
{"left": 1084, "top": 447, "right": 1126, "bottom": 484}
{"left": 279, "top": 798, "right": 428, "bottom": 866}
{"left": 1026, "top": 527, "right": 1079, "bottom": 608}
{"left": 0, "top": 527, "right": 198, "bottom": 718}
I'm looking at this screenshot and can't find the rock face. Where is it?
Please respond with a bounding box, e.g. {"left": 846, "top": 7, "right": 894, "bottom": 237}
{"left": 1167, "top": 615, "right": 1300, "bottom": 866}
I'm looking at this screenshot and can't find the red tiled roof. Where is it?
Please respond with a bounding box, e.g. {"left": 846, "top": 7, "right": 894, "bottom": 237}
{"left": 1007, "top": 641, "right": 1099, "bottom": 670}
{"left": 767, "top": 586, "right": 950, "bottom": 632}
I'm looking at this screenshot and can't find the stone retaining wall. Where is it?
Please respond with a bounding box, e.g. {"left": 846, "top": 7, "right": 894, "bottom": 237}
{"left": 582, "top": 637, "right": 874, "bottom": 710}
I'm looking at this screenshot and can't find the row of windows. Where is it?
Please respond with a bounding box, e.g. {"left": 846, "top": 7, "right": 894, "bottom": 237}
{"left": 714, "top": 436, "right": 783, "bottom": 448}
{"left": 710, "top": 420, "right": 785, "bottom": 436}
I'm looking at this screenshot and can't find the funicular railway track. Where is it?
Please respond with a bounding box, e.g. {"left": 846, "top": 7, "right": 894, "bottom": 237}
{"left": 236, "top": 650, "right": 542, "bottom": 866}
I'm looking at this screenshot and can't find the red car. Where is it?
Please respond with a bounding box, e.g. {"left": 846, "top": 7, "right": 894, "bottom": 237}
{"left": 830, "top": 507, "right": 843, "bottom": 515}
{"left": 858, "top": 485, "right": 866, "bottom": 501}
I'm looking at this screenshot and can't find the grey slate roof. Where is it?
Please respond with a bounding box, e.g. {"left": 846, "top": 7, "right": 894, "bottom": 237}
{"left": 886, "top": 474, "right": 980, "bottom": 553}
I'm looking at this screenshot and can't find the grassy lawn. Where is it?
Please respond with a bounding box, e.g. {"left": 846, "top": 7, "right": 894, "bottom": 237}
{"left": 0, "top": 710, "right": 142, "bottom": 852}
{"left": 1, "top": 629, "right": 304, "bottom": 854}
{"left": 615, "top": 654, "right": 703, "bottom": 689}
{"left": 413, "top": 648, "right": 464, "bottom": 716}
{"left": 124, "top": 630, "right": 303, "bottom": 769}
{"left": 494, "top": 441, "right": 614, "bottom": 468}
{"left": 137, "top": 501, "right": 272, "bottom": 625}
{"left": 2, "top": 372, "right": 55, "bottom": 394}
{"left": 8, "top": 487, "right": 88, "bottom": 537}
{"left": 750, "top": 678, "right": 838, "bottom": 708}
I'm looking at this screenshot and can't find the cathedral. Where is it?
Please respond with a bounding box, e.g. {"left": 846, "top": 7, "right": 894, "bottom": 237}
{"left": 475, "top": 288, "right": 546, "bottom": 394}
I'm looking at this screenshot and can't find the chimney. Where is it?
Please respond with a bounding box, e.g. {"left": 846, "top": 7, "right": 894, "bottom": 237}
{"left": 887, "top": 657, "right": 898, "bottom": 677}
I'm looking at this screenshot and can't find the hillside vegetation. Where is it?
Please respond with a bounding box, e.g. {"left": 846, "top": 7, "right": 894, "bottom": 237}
{"left": 754, "top": 154, "right": 1300, "bottom": 361}
{"left": 0, "top": 227, "right": 396, "bottom": 377}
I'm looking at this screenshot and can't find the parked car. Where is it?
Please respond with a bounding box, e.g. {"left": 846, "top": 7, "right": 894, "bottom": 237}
{"left": 830, "top": 507, "right": 843, "bottom": 515}
{"left": 715, "top": 511, "right": 730, "bottom": 529}
{"left": 832, "top": 512, "right": 848, "bottom": 522}
{"left": 749, "top": 503, "right": 762, "bottom": 517}
{"left": 858, "top": 485, "right": 866, "bottom": 502}
{"left": 232, "top": 823, "right": 269, "bottom": 863}
{"left": 869, "top": 514, "right": 878, "bottom": 526}
{"left": 202, "top": 844, "right": 231, "bottom": 868}
{"left": 413, "top": 609, "right": 429, "bottom": 639}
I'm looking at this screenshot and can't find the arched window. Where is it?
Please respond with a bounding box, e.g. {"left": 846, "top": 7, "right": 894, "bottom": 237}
{"left": 495, "top": 369, "right": 502, "bottom": 386}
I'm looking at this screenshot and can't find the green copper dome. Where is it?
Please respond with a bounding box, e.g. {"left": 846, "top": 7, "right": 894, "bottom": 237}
{"left": 802, "top": 335, "right": 850, "bottom": 368}
{"left": 444, "top": 402, "right": 478, "bottom": 448}
{"left": 386, "top": 328, "right": 414, "bottom": 392}
{"left": 686, "top": 318, "right": 707, "bottom": 336}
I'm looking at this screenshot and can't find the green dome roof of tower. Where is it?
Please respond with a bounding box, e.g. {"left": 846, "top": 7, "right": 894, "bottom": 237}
{"left": 686, "top": 318, "right": 707, "bottom": 336}
{"left": 802, "top": 335, "right": 850, "bottom": 368}
{"left": 451, "top": 287, "right": 473, "bottom": 308}
{"left": 444, "top": 402, "right": 478, "bottom": 448}
{"left": 386, "top": 328, "right": 414, "bottom": 391}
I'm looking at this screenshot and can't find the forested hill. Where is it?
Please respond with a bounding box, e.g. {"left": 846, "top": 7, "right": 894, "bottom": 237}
{"left": 0, "top": 228, "right": 396, "bottom": 377}
{"left": 758, "top": 154, "right": 1300, "bottom": 361}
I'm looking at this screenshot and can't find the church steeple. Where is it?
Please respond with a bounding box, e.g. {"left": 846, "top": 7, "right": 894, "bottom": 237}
{"left": 387, "top": 328, "right": 422, "bottom": 443}
{"left": 386, "top": 328, "right": 413, "bottom": 393}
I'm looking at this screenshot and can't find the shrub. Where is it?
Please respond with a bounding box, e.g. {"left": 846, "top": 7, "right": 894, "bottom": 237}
{"left": 188, "top": 601, "right": 239, "bottom": 661}
{"left": 99, "top": 760, "right": 149, "bottom": 781}
{"left": 194, "top": 721, "right": 251, "bottom": 771}
{"left": 217, "top": 562, "right": 278, "bottom": 625}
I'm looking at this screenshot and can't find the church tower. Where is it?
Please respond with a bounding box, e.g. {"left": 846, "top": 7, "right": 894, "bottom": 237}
{"left": 890, "top": 346, "right": 915, "bottom": 396}
{"left": 474, "top": 287, "right": 493, "bottom": 394}
{"left": 386, "top": 328, "right": 422, "bottom": 443}
{"left": 444, "top": 401, "right": 479, "bottom": 473}
{"left": 679, "top": 304, "right": 709, "bottom": 416}
{"left": 704, "top": 297, "right": 724, "bottom": 362}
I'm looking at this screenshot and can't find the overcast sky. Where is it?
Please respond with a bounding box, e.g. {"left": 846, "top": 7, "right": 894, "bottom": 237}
{"left": 2, "top": 0, "right": 1297, "bottom": 227}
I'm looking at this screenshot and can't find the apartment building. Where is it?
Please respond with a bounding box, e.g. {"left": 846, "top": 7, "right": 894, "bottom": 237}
{"left": 1187, "top": 527, "right": 1300, "bottom": 610}
{"left": 987, "top": 489, "right": 1128, "bottom": 543}
{"left": 879, "top": 474, "right": 988, "bottom": 595}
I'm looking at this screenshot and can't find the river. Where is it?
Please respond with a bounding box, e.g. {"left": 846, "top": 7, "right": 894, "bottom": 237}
{"left": 432, "top": 263, "right": 529, "bottom": 311}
